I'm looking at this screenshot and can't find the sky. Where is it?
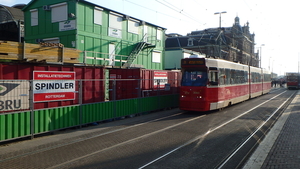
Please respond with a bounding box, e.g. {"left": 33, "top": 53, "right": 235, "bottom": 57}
{"left": 1, "top": 0, "right": 299, "bottom": 75}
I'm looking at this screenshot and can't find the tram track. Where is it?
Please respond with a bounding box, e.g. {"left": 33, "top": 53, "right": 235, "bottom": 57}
{"left": 0, "top": 111, "right": 187, "bottom": 163}
{"left": 47, "top": 114, "right": 208, "bottom": 169}
{"left": 0, "top": 88, "right": 294, "bottom": 169}
{"left": 138, "top": 90, "right": 291, "bottom": 169}
{"left": 216, "top": 90, "right": 296, "bottom": 168}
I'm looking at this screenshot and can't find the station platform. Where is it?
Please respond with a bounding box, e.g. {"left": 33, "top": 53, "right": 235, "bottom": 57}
{"left": 243, "top": 90, "right": 300, "bottom": 168}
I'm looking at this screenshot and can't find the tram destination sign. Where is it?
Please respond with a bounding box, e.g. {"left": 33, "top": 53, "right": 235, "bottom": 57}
{"left": 33, "top": 71, "right": 76, "bottom": 102}
{"left": 181, "top": 58, "right": 205, "bottom": 66}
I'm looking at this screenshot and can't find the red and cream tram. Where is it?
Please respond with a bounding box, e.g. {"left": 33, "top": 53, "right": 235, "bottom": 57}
{"left": 286, "top": 72, "right": 300, "bottom": 89}
{"left": 180, "top": 57, "right": 271, "bottom": 112}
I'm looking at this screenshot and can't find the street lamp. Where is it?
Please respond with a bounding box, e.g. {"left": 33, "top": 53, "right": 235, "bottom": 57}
{"left": 271, "top": 59, "right": 274, "bottom": 79}
{"left": 269, "top": 56, "right": 272, "bottom": 70}
{"left": 214, "top": 11, "right": 227, "bottom": 28}
{"left": 214, "top": 11, "right": 227, "bottom": 59}
{"left": 259, "top": 44, "right": 265, "bottom": 68}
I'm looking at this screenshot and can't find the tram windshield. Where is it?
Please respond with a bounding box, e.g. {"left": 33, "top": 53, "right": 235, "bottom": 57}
{"left": 287, "top": 76, "right": 298, "bottom": 82}
{"left": 181, "top": 70, "right": 208, "bottom": 86}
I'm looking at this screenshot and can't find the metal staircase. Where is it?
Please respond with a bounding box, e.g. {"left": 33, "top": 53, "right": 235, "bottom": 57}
{"left": 123, "top": 34, "right": 156, "bottom": 68}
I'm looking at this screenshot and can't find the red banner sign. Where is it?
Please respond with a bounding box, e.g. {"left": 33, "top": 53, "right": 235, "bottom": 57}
{"left": 33, "top": 71, "right": 76, "bottom": 102}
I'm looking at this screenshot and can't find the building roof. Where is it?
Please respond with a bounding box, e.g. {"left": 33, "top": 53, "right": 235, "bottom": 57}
{"left": 0, "top": 5, "right": 24, "bottom": 23}
{"left": 165, "top": 33, "right": 227, "bottom": 48}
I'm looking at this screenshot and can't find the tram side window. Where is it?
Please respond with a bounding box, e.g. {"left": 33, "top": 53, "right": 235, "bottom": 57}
{"left": 236, "top": 70, "right": 241, "bottom": 84}
{"left": 219, "top": 68, "right": 225, "bottom": 85}
{"left": 239, "top": 70, "right": 244, "bottom": 84}
{"left": 264, "top": 73, "right": 271, "bottom": 82}
{"left": 209, "top": 71, "right": 218, "bottom": 85}
{"left": 244, "top": 71, "right": 248, "bottom": 83}
{"left": 251, "top": 72, "right": 261, "bottom": 83}
{"left": 230, "top": 69, "right": 236, "bottom": 84}
{"left": 225, "top": 68, "right": 231, "bottom": 85}
{"left": 252, "top": 72, "right": 256, "bottom": 83}
{"left": 237, "top": 70, "right": 247, "bottom": 84}
{"left": 258, "top": 73, "right": 262, "bottom": 82}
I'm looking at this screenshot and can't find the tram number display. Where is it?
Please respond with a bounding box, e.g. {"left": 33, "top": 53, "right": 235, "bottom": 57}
{"left": 181, "top": 59, "right": 205, "bottom": 65}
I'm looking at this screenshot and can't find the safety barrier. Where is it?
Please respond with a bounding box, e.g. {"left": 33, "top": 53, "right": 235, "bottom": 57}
{"left": 0, "top": 79, "right": 179, "bottom": 142}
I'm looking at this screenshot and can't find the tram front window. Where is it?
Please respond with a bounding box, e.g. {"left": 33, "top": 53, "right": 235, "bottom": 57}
{"left": 182, "top": 71, "right": 208, "bottom": 86}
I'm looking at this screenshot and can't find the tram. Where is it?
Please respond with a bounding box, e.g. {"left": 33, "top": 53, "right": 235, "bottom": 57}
{"left": 179, "top": 56, "right": 271, "bottom": 112}
{"left": 286, "top": 72, "right": 300, "bottom": 89}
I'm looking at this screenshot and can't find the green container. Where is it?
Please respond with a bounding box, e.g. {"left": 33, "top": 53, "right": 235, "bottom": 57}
{"left": 34, "top": 106, "right": 80, "bottom": 134}
{"left": 0, "top": 111, "right": 31, "bottom": 140}
{"left": 23, "top": 1, "right": 166, "bottom": 70}
{"left": 0, "top": 94, "right": 179, "bottom": 142}
{"left": 81, "top": 101, "right": 115, "bottom": 124}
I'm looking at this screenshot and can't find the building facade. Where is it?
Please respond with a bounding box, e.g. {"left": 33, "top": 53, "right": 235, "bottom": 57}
{"left": 166, "top": 16, "right": 259, "bottom": 67}
{"left": 22, "top": 0, "right": 166, "bottom": 70}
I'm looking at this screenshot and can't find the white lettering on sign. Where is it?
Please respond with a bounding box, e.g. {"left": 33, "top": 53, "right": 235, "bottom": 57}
{"left": 45, "top": 94, "right": 66, "bottom": 99}
{"left": 37, "top": 74, "right": 72, "bottom": 78}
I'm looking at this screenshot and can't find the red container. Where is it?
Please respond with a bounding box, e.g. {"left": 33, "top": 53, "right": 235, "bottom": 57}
{"left": 0, "top": 63, "right": 105, "bottom": 110}
{"left": 109, "top": 68, "right": 181, "bottom": 100}
{"left": 109, "top": 69, "right": 140, "bottom": 100}
{"left": 141, "top": 69, "right": 181, "bottom": 96}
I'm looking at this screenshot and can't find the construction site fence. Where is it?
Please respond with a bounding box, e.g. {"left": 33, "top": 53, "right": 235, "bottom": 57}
{"left": 0, "top": 79, "right": 180, "bottom": 142}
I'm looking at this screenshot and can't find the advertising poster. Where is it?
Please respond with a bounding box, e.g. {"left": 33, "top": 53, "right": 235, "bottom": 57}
{"left": 0, "top": 81, "right": 29, "bottom": 112}
{"left": 33, "top": 71, "right": 76, "bottom": 102}
{"left": 154, "top": 71, "right": 168, "bottom": 89}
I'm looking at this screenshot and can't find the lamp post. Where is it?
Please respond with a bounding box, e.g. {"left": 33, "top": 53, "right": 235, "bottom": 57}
{"left": 214, "top": 11, "right": 227, "bottom": 59}
{"left": 271, "top": 60, "right": 274, "bottom": 79}
{"left": 269, "top": 56, "right": 272, "bottom": 70}
{"left": 214, "top": 11, "right": 227, "bottom": 27}
{"left": 259, "top": 44, "right": 265, "bottom": 68}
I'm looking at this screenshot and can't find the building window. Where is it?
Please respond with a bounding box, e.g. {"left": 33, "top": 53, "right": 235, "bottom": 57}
{"left": 128, "top": 19, "right": 139, "bottom": 34}
{"left": 109, "top": 12, "right": 123, "bottom": 30}
{"left": 143, "top": 25, "right": 148, "bottom": 42}
{"left": 152, "top": 51, "right": 161, "bottom": 63}
{"left": 94, "top": 7, "right": 103, "bottom": 25}
{"left": 187, "top": 38, "right": 194, "bottom": 46}
{"left": 30, "top": 9, "right": 38, "bottom": 26}
{"left": 157, "top": 28, "right": 162, "bottom": 40}
{"left": 51, "top": 3, "right": 68, "bottom": 23}
{"left": 109, "top": 12, "right": 123, "bottom": 38}
{"left": 43, "top": 37, "right": 60, "bottom": 43}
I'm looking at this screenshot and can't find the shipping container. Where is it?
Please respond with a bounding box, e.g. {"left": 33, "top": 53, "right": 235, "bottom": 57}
{"left": 108, "top": 68, "right": 181, "bottom": 100}
{"left": 109, "top": 69, "right": 140, "bottom": 100}
{"left": 0, "top": 63, "right": 105, "bottom": 110}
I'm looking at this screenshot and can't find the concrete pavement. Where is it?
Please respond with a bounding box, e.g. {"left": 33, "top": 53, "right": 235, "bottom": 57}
{"left": 243, "top": 90, "right": 300, "bottom": 169}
